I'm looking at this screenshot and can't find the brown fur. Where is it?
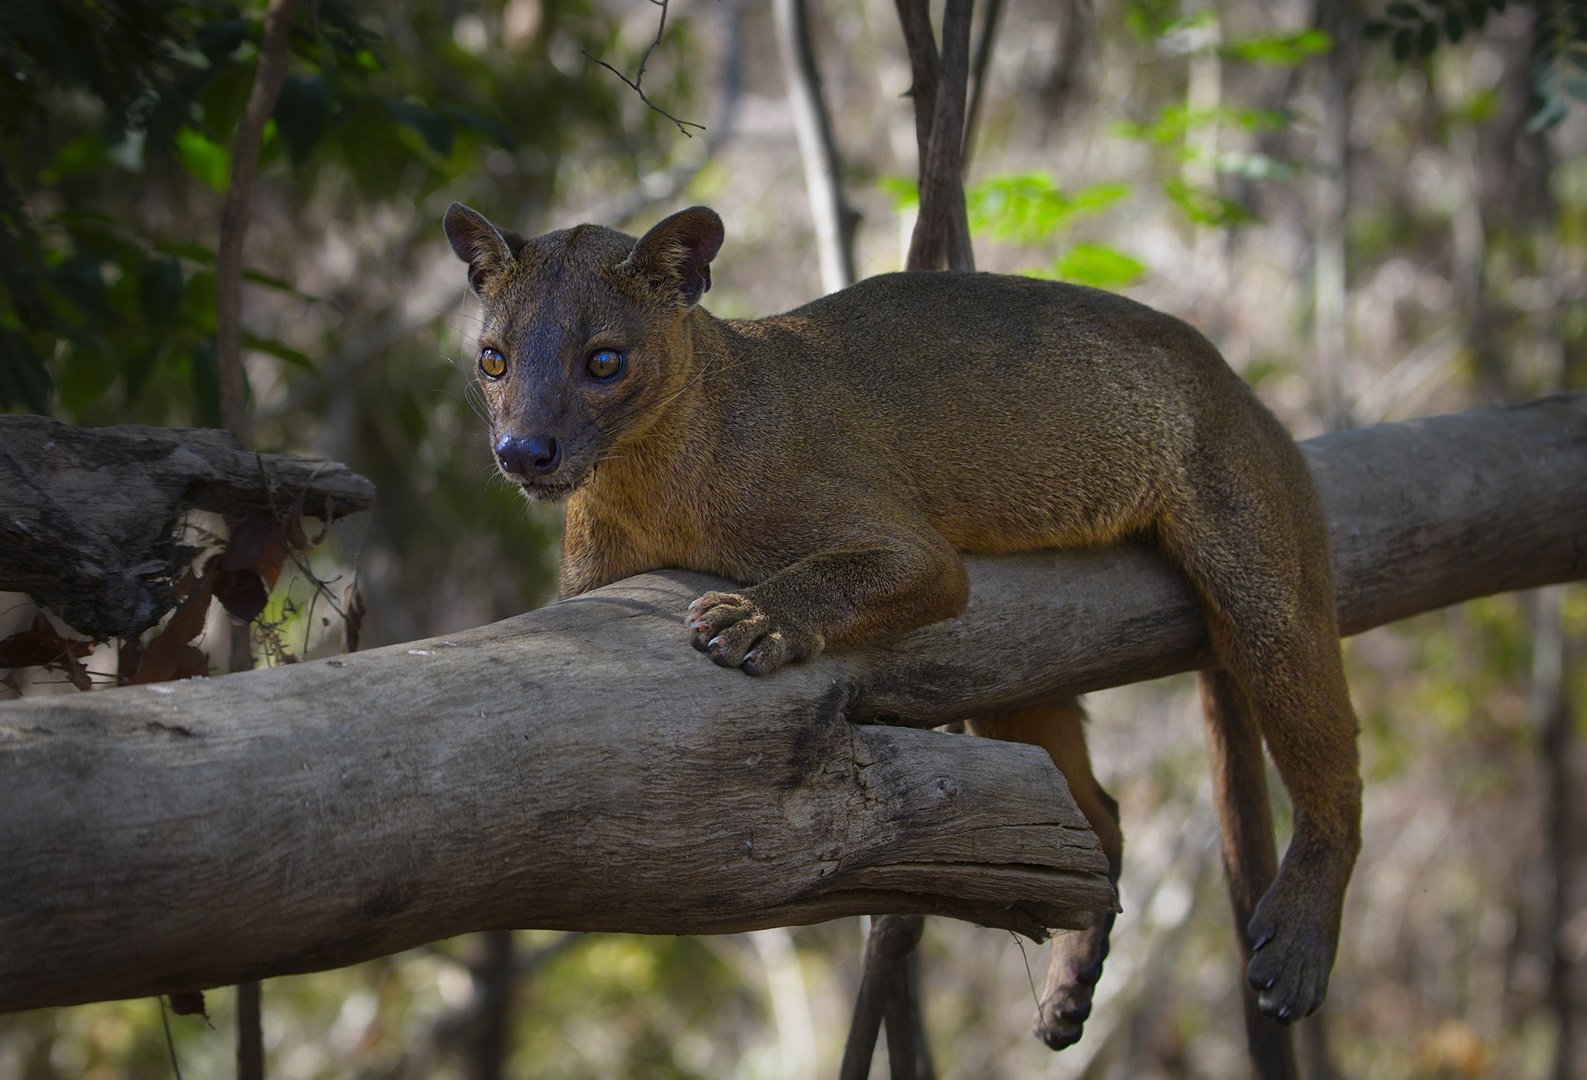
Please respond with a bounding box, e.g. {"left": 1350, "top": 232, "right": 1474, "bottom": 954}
{"left": 445, "top": 203, "right": 1362, "bottom": 1065}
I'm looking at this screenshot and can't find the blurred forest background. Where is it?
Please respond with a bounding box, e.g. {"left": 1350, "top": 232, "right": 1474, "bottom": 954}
{"left": 3, "top": 0, "right": 1587, "bottom": 1077}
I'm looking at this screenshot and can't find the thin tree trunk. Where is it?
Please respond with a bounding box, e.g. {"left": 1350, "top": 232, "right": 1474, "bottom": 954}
{"left": 961, "top": 0, "right": 1003, "bottom": 168}
{"left": 1312, "top": 0, "right": 1356, "bottom": 432}
{"left": 466, "top": 930, "right": 515, "bottom": 1080}
{"left": 846, "top": 3, "right": 983, "bottom": 1072}
{"left": 236, "top": 981, "right": 263, "bottom": 1080}
{"left": 215, "top": 10, "right": 299, "bottom": 1065}
{"left": 906, "top": 0, "right": 974, "bottom": 272}
{"left": 892, "top": 0, "right": 938, "bottom": 188}
{"left": 773, "top": 0, "right": 857, "bottom": 294}
{"left": 216, "top": 0, "right": 301, "bottom": 438}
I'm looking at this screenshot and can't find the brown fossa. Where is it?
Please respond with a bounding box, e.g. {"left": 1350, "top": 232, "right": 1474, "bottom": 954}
{"left": 446, "top": 202, "right": 1361, "bottom": 1060}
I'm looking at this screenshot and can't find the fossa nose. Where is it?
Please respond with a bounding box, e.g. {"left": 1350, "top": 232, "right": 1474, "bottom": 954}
{"left": 495, "top": 433, "right": 561, "bottom": 477}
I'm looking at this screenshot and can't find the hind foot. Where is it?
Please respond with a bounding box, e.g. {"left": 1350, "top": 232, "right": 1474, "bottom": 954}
{"left": 1244, "top": 880, "right": 1337, "bottom": 1023}
{"left": 1035, "top": 912, "right": 1115, "bottom": 1050}
{"left": 1242, "top": 845, "right": 1351, "bottom": 1023}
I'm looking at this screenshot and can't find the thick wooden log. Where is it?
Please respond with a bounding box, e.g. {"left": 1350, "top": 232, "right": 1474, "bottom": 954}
{"left": 0, "top": 590, "right": 1110, "bottom": 1013}
{"left": 1, "top": 394, "right": 1583, "bottom": 1013}
{"left": 0, "top": 415, "right": 374, "bottom": 639}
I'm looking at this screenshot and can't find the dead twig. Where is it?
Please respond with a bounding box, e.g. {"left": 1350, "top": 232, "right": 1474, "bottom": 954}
{"left": 584, "top": 0, "right": 704, "bottom": 138}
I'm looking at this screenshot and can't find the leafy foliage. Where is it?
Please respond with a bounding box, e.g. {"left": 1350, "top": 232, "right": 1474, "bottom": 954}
{"left": 1363, "top": 1, "right": 1587, "bottom": 130}
{"left": 0, "top": 0, "right": 515, "bottom": 418}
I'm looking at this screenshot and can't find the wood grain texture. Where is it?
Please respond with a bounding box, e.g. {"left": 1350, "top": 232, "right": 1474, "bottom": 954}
{"left": 1, "top": 394, "right": 1583, "bottom": 1012}
{"left": 0, "top": 415, "right": 374, "bottom": 638}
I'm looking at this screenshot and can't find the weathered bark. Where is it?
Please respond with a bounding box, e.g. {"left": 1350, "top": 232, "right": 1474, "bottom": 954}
{"left": 1, "top": 394, "right": 1584, "bottom": 1014}
{"left": 0, "top": 416, "right": 374, "bottom": 639}
{"left": 905, "top": 0, "right": 974, "bottom": 272}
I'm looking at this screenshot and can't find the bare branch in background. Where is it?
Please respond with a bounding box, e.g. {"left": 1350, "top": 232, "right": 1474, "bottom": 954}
{"left": 905, "top": 0, "right": 974, "bottom": 271}
{"left": 961, "top": 0, "right": 1004, "bottom": 167}
{"left": 774, "top": 0, "right": 858, "bottom": 293}
{"left": 217, "top": 0, "right": 302, "bottom": 438}
{"left": 585, "top": 0, "right": 704, "bottom": 138}
{"left": 577, "top": 0, "right": 745, "bottom": 228}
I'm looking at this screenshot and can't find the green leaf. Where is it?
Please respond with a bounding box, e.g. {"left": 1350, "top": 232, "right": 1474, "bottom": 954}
{"left": 194, "top": 17, "right": 252, "bottom": 65}
{"left": 1225, "top": 29, "right": 1331, "bottom": 66}
{"left": 151, "top": 242, "right": 218, "bottom": 264}
{"left": 441, "top": 104, "right": 516, "bottom": 151}
{"left": 1052, "top": 244, "right": 1147, "bottom": 289}
{"left": 1528, "top": 92, "right": 1569, "bottom": 132}
{"left": 138, "top": 256, "right": 184, "bottom": 328}
{"left": 878, "top": 177, "right": 919, "bottom": 210}
{"left": 1363, "top": 20, "right": 1395, "bottom": 39}
{"left": 1468, "top": 1, "right": 1489, "bottom": 30}
{"left": 1164, "top": 179, "right": 1252, "bottom": 227}
{"left": 190, "top": 340, "right": 222, "bottom": 428}
{"left": 241, "top": 269, "right": 328, "bottom": 306}
{"left": 175, "top": 127, "right": 230, "bottom": 192}
{"left": 242, "top": 331, "right": 315, "bottom": 371}
{"left": 122, "top": 341, "right": 164, "bottom": 402}
{"left": 383, "top": 98, "right": 454, "bottom": 157}
{"left": 1445, "top": 11, "right": 1466, "bottom": 41}
{"left": 1418, "top": 20, "right": 1441, "bottom": 56}
{"left": 966, "top": 174, "right": 1130, "bottom": 245}
{"left": 1393, "top": 26, "right": 1416, "bottom": 60}
{"left": 273, "top": 75, "right": 329, "bottom": 163}
{"left": 1387, "top": 2, "right": 1425, "bottom": 19}
{"left": 0, "top": 327, "right": 53, "bottom": 413}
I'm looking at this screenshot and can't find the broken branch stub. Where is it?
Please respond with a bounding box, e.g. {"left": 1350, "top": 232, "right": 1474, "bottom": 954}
{"left": 0, "top": 415, "right": 374, "bottom": 639}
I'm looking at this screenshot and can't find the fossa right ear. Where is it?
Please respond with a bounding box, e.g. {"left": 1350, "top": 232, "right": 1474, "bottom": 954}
{"left": 444, "top": 202, "right": 517, "bottom": 296}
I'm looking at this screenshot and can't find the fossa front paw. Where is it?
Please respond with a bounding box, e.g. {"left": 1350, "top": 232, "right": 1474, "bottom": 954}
{"left": 686, "top": 592, "right": 823, "bottom": 675}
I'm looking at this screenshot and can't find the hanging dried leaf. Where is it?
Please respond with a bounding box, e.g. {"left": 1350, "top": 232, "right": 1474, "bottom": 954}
{"left": 214, "top": 568, "right": 270, "bottom": 624}
{"left": 132, "top": 565, "right": 219, "bottom": 685}
{"left": 341, "top": 579, "right": 365, "bottom": 654}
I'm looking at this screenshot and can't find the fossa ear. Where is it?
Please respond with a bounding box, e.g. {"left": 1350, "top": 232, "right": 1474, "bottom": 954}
{"left": 620, "top": 206, "right": 725, "bottom": 309}
{"left": 444, "top": 203, "right": 519, "bottom": 296}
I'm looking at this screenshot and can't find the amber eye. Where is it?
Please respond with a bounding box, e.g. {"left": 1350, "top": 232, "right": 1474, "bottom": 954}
{"left": 587, "top": 349, "right": 625, "bottom": 381}
{"left": 479, "top": 347, "right": 506, "bottom": 379}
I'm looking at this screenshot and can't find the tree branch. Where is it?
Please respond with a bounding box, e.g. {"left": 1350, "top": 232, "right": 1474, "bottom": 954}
{"left": 774, "top": 0, "right": 858, "bottom": 293}
{"left": 217, "top": 0, "right": 302, "bottom": 438}
{"left": 905, "top": 0, "right": 974, "bottom": 272}
{"left": 584, "top": 0, "right": 705, "bottom": 138}
{"left": 1, "top": 394, "right": 1584, "bottom": 1013}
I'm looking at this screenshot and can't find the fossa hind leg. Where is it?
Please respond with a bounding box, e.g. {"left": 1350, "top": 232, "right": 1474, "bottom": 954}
{"left": 966, "top": 698, "right": 1121, "bottom": 1050}
{"left": 1159, "top": 429, "right": 1362, "bottom": 1024}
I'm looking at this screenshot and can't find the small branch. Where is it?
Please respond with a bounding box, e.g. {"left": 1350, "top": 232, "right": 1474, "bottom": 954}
{"left": 775, "top": 0, "right": 859, "bottom": 293}
{"left": 839, "top": 915, "right": 925, "bottom": 1080}
{"left": 584, "top": 0, "right": 704, "bottom": 138}
{"left": 961, "top": 0, "right": 1004, "bottom": 168}
{"left": 907, "top": 0, "right": 975, "bottom": 272}
{"left": 217, "top": 0, "right": 302, "bottom": 438}
{"left": 892, "top": 0, "right": 939, "bottom": 181}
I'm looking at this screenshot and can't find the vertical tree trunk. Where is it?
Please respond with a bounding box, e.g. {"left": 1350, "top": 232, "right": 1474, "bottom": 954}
{"left": 774, "top": 0, "right": 857, "bottom": 294}
{"left": 905, "top": 0, "right": 974, "bottom": 272}
{"left": 219, "top": 5, "right": 301, "bottom": 1075}
{"left": 961, "top": 0, "right": 1004, "bottom": 168}
{"left": 237, "top": 981, "right": 263, "bottom": 1080}
{"left": 1311, "top": 0, "right": 1356, "bottom": 432}
{"left": 466, "top": 930, "right": 516, "bottom": 1080}
{"left": 216, "top": 0, "right": 301, "bottom": 440}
